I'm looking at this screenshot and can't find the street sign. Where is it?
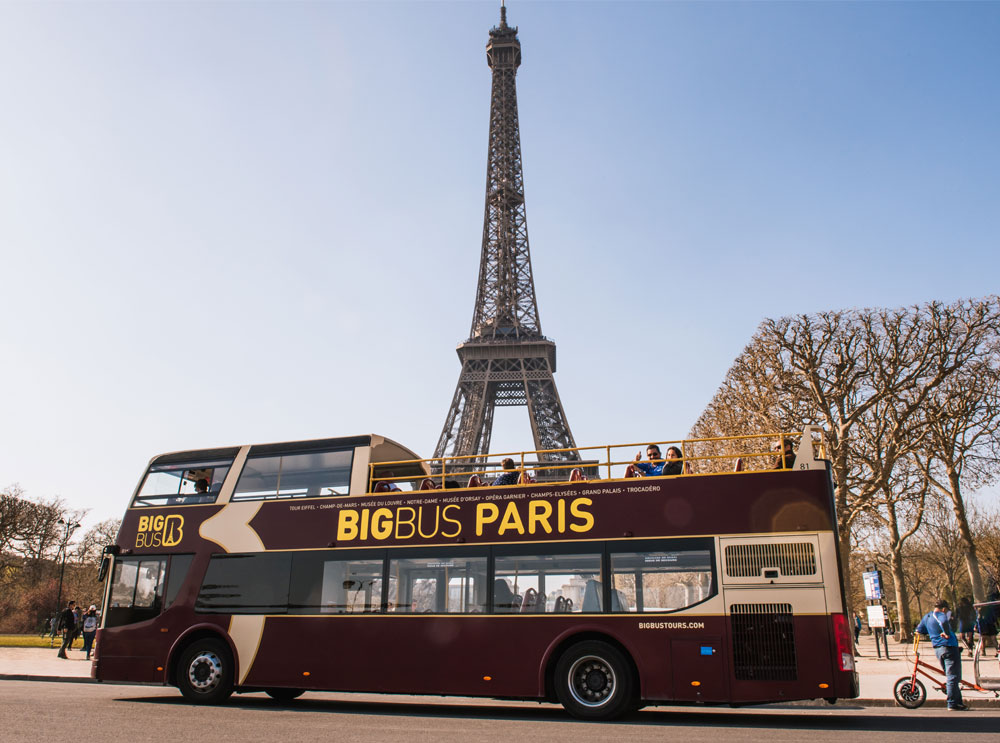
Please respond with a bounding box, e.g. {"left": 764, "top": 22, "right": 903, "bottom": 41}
{"left": 863, "top": 570, "right": 882, "bottom": 600}
{"left": 866, "top": 604, "right": 886, "bottom": 629}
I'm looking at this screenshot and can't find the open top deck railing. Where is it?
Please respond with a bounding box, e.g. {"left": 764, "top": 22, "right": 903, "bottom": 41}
{"left": 369, "top": 426, "right": 829, "bottom": 493}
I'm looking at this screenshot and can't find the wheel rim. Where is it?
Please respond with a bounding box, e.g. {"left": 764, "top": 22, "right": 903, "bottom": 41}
{"left": 187, "top": 650, "right": 224, "bottom": 694}
{"left": 567, "top": 654, "right": 617, "bottom": 708}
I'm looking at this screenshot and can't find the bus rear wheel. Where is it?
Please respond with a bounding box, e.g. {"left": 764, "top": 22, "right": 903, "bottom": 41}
{"left": 265, "top": 688, "right": 305, "bottom": 703}
{"left": 177, "top": 639, "right": 234, "bottom": 705}
{"left": 554, "top": 641, "right": 635, "bottom": 720}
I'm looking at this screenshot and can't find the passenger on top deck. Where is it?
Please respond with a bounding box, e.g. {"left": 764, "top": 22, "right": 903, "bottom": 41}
{"left": 772, "top": 439, "right": 797, "bottom": 470}
{"left": 492, "top": 458, "right": 520, "bottom": 486}
{"left": 630, "top": 444, "right": 664, "bottom": 477}
{"left": 662, "top": 446, "right": 684, "bottom": 476}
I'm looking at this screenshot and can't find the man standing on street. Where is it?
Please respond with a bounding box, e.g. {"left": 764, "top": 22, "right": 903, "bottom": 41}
{"left": 56, "top": 600, "right": 76, "bottom": 659}
{"left": 916, "top": 598, "right": 969, "bottom": 710}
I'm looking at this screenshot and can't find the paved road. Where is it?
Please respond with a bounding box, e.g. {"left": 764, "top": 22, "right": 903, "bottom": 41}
{"left": 3, "top": 680, "right": 997, "bottom": 743}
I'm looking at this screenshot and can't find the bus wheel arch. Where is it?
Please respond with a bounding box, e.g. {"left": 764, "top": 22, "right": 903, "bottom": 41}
{"left": 544, "top": 633, "right": 639, "bottom": 718}
{"left": 167, "top": 628, "right": 236, "bottom": 690}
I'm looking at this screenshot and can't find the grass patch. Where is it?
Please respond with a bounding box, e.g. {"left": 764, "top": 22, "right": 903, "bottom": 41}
{"left": 0, "top": 635, "right": 84, "bottom": 649}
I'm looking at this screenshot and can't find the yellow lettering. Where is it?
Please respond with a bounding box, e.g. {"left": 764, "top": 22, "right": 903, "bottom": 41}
{"left": 498, "top": 502, "right": 526, "bottom": 535}
{"left": 557, "top": 499, "right": 566, "bottom": 532}
{"left": 152, "top": 514, "right": 165, "bottom": 532}
{"left": 337, "top": 510, "right": 360, "bottom": 541}
{"left": 137, "top": 516, "right": 150, "bottom": 532}
{"left": 569, "top": 497, "right": 594, "bottom": 533}
{"left": 395, "top": 507, "right": 416, "bottom": 540}
{"left": 417, "top": 506, "right": 440, "bottom": 539}
{"left": 370, "top": 508, "right": 393, "bottom": 540}
{"left": 476, "top": 503, "right": 499, "bottom": 536}
{"left": 440, "top": 504, "right": 461, "bottom": 538}
{"left": 528, "top": 500, "right": 553, "bottom": 534}
{"left": 360, "top": 509, "right": 370, "bottom": 540}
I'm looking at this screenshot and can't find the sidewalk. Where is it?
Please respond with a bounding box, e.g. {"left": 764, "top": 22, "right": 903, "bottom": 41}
{"left": 850, "top": 632, "right": 1000, "bottom": 707}
{"left": 2, "top": 635, "right": 998, "bottom": 707}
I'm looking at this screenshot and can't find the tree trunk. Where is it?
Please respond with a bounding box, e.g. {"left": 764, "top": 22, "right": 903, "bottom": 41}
{"left": 947, "top": 470, "right": 986, "bottom": 603}
{"left": 833, "top": 449, "right": 853, "bottom": 617}
{"left": 886, "top": 504, "right": 914, "bottom": 641}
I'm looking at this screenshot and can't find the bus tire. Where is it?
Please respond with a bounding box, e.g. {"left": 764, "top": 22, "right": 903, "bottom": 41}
{"left": 893, "top": 677, "right": 926, "bottom": 709}
{"left": 177, "top": 639, "right": 234, "bottom": 705}
{"left": 265, "top": 688, "right": 304, "bottom": 703}
{"left": 554, "top": 641, "right": 635, "bottom": 720}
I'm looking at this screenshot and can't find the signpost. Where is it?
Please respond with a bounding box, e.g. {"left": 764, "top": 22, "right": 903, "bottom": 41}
{"left": 863, "top": 568, "right": 890, "bottom": 659}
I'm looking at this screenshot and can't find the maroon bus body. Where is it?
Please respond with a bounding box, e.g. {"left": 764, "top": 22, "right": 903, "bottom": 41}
{"left": 95, "top": 468, "right": 859, "bottom": 707}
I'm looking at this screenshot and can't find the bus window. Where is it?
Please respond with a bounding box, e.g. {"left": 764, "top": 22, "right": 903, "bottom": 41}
{"left": 164, "top": 554, "right": 194, "bottom": 610}
{"left": 231, "top": 449, "right": 353, "bottom": 501}
{"left": 133, "top": 459, "right": 232, "bottom": 507}
{"left": 287, "top": 554, "right": 384, "bottom": 614}
{"left": 493, "top": 552, "right": 603, "bottom": 613}
{"left": 387, "top": 555, "right": 487, "bottom": 614}
{"left": 195, "top": 553, "right": 291, "bottom": 614}
{"left": 610, "top": 543, "right": 714, "bottom": 613}
{"left": 107, "top": 556, "right": 168, "bottom": 627}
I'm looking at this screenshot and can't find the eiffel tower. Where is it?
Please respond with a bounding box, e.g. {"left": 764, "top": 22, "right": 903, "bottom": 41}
{"left": 434, "top": 5, "right": 580, "bottom": 469}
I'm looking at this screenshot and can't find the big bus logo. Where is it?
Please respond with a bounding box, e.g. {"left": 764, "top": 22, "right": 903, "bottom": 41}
{"left": 135, "top": 514, "right": 184, "bottom": 548}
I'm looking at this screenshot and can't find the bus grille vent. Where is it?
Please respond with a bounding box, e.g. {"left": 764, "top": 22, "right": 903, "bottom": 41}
{"left": 724, "top": 542, "right": 816, "bottom": 578}
{"left": 730, "top": 603, "right": 797, "bottom": 681}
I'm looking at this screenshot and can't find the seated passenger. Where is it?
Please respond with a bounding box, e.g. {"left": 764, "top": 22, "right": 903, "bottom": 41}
{"left": 492, "top": 458, "right": 520, "bottom": 486}
{"left": 662, "top": 446, "right": 684, "bottom": 476}
{"left": 627, "top": 444, "right": 664, "bottom": 477}
{"left": 177, "top": 478, "right": 215, "bottom": 504}
{"left": 772, "top": 439, "right": 796, "bottom": 470}
{"left": 380, "top": 471, "right": 402, "bottom": 492}
{"left": 569, "top": 467, "right": 587, "bottom": 482}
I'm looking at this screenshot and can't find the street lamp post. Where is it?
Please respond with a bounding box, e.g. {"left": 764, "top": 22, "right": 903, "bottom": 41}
{"left": 51, "top": 517, "right": 80, "bottom": 647}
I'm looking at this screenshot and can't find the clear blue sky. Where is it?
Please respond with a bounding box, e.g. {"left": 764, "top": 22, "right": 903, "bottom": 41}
{"left": 1, "top": 1, "right": 998, "bottom": 527}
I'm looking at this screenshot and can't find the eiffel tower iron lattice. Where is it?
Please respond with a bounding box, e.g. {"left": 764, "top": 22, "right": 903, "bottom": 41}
{"left": 434, "top": 7, "right": 580, "bottom": 469}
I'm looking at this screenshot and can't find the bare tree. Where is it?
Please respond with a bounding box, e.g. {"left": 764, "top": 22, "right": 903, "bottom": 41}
{"left": 72, "top": 518, "right": 122, "bottom": 565}
{"left": 911, "top": 299, "right": 1000, "bottom": 602}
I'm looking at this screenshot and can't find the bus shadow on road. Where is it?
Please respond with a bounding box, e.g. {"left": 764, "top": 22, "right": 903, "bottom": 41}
{"left": 116, "top": 694, "right": 997, "bottom": 732}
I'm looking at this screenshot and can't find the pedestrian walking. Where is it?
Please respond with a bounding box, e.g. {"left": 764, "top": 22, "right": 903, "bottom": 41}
{"left": 81, "top": 605, "right": 98, "bottom": 660}
{"left": 853, "top": 611, "right": 862, "bottom": 644}
{"left": 56, "top": 600, "right": 76, "bottom": 659}
{"left": 916, "top": 598, "right": 969, "bottom": 711}
{"left": 956, "top": 596, "right": 976, "bottom": 656}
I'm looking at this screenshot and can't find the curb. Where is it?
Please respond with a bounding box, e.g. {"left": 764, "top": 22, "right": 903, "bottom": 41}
{"left": 0, "top": 673, "right": 97, "bottom": 684}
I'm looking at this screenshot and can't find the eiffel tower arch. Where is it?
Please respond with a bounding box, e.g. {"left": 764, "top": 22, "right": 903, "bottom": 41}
{"left": 435, "top": 7, "right": 580, "bottom": 468}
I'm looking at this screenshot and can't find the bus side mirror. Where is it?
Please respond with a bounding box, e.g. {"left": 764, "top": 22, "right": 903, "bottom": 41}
{"left": 98, "top": 557, "right": 110, "bottom": 583}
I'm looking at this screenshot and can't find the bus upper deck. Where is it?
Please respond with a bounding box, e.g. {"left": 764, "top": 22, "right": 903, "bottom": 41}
{"left": 118, "top": 429, "right": 833, "bottom": 556}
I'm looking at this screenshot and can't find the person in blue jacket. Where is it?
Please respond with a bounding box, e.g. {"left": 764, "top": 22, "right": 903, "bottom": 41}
{"left": 915, "top": 598, "right": 968, "bottom": 710}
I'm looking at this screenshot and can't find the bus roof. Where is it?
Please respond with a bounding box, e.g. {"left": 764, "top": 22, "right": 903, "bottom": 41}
{"left": 149, "top": 433, "right": 424, "bottom": 471}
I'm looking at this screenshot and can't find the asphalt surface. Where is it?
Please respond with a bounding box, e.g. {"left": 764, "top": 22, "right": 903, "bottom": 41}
{"left": 7, "top": 633, "right": 1000, "bottom": 707}
{"left": 3, "top": 679, "right": 999, "bottom": 743}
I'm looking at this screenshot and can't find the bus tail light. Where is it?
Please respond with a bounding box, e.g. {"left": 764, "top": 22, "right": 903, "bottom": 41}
{"left": 832, "top": 613, "right": 854, "bottom": 672}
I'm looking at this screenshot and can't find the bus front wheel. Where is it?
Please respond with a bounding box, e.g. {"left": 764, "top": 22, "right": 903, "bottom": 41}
{"left": 554, "top": 641, "right": 635, "bottom": 720}
{"left": 177, "top": 639, "right": 234, "bottom": 705}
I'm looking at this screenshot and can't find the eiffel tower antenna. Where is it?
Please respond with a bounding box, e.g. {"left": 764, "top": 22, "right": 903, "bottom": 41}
{"left": 434, "top": 7, "right": 580, "bottom": 466}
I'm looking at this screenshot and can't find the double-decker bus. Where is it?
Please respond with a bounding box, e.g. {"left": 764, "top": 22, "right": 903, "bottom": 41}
{"left": 94, "top": 428, "right": 858, "bottom": 719}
